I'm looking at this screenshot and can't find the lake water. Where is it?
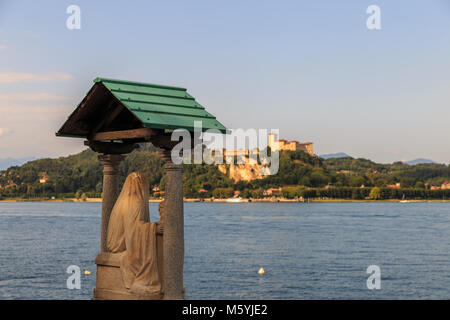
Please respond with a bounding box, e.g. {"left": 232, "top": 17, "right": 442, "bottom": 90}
{"left": 0, "top": 202, "right": 449, "bottom": 299}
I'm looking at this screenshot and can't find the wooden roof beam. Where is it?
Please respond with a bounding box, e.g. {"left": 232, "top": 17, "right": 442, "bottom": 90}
{"left": 90, "top": 128, "right": 156, "bottom": 141}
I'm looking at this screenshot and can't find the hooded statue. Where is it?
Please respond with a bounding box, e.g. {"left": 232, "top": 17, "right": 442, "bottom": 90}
{"left": 106, "top": 172, "right": 162, "bottom": 295}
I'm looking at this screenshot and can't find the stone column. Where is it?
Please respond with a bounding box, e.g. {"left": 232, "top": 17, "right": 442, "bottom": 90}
{"left": 162, "top": 150, "right": 184, "bottom": 299}
{"left": 98, "top": 154, "right": 125, "bottom": 252}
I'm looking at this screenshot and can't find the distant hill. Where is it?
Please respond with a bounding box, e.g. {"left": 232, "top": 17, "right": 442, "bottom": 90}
{"left": 1, "top": 148, "right": 450, "bottom": 200}
{"left": 319, "top": 153, "right": 351, "bottom": 160}
{"left": 0, "top": 157, "right": 37, "bottom": 170}
{"left": 404, "top": 158, "right": 437, "bottom": 165}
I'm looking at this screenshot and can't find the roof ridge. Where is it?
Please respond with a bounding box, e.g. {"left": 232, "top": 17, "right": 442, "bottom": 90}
{"left": 94, "top": 77, "right": 187, "bottom": 91}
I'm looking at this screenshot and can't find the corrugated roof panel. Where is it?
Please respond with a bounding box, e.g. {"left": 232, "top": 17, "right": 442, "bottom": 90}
{"left": 109, "top": 86, "right": 195, "bottom": 100}
{"left": 112, "top": 91, "right": 200, "bottom": 108}
{"left": 125, "top": 101, "right": 214, "bottom": 118}
{"left": 132, "top": 111, "right": 226, "bottom": 132}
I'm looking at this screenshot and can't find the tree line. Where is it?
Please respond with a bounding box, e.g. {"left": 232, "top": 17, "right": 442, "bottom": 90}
{"left": 1, "top": 146, "right": 449, "bottom": 200}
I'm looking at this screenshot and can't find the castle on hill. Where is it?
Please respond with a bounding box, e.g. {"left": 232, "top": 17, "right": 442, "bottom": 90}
{"left": 212, "top": 133, "right": 314, "bottom": 158}
{"left": 210, "top": 134, "right": 315, "bottom": 182}
{"left": 268, "top": 134, "right": 314, "bottom": 155}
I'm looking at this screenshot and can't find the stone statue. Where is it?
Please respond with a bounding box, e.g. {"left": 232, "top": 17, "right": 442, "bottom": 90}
{"left": 106, "top": 172, "right": 163, "bottom": 296}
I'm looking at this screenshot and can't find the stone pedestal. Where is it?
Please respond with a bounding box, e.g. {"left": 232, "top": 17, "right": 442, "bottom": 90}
{"left": 93, "top": 232, "right": 165, "bottom": 300}
{"left": 98, "top": 154, "right": 124, "bottom": 252}
{"left": 162, "top": 151, "right": 185, "bottom": 299}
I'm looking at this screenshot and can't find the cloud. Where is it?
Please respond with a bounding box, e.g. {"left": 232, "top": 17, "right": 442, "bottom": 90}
{"left": 0, "top": 103, "right": 74, "bottom": 124}
{"left": 0, "top": 128, "right": 13, "bottom": 137}
{"left": 0, "top": 72, "right": 73, "bottom": 83}
{"left": 0, "top": 93, "right": 72, "bottom": 102}
{"left": 0, "top": 45, "right": 7, "bottom": 51}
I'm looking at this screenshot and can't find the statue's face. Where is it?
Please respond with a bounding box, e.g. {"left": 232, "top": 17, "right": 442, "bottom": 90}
{"left": 125, "top": 172, "right": 149, "bottom": 199}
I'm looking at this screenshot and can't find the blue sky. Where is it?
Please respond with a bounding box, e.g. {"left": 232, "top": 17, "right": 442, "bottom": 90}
{"left": 0, "top": 0, "right": 449, "bottom": 163}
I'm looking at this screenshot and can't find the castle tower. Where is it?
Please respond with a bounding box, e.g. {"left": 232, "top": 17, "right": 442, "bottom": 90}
{"left": 268, "top": 133, "right": 279, "bottom": 152}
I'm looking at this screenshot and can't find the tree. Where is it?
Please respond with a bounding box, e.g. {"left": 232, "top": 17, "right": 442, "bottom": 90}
{"left": 212, "top": 187, "right": 234, "bottom": 199}
{"left": 352, "top": 188, "right": 364, "bottom": 200}
{"left": 349, "top": 176, "right": 365, "bottom": 187}
{"left": 95, "top": 182, "right": 103, "bottom": 193}
{"left": 309, "top": 170, "right": 329, "bottom": 188}
{"left": 75, "top": 190, "right": 83, "bottom": 199}
{"left": 369, "top": 187, "right": 381, "bottom": 200}
{"left": 414, "top": 181, "right": 425, "bottom": 189}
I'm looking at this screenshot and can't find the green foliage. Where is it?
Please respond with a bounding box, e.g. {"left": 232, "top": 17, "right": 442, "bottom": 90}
{"left": 281, "top": 186, "right": 305, "bottom": 199}
{"left": 248, "top": 150, "right": 328, "bottom": 188}
{"left": 369, "top": 187, "right": 382, "bottom": 200}
{"left": 183, "top": 163, "right": 234, "bottom": 192}
{"left": 324, "top": 157, "right": 450, "bottom": 188}
{"left": 1, "top": 147, "right": 449, "bottom": 201}
{"left": 212, "top": 187, "right": 234, "bottom": 199}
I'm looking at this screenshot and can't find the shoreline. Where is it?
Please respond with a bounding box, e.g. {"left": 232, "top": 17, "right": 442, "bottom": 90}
{"left": 1, "top": 198, "right": 449, "bottom": 203}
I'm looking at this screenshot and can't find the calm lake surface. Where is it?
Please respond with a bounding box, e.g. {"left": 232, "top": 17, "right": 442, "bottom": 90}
{"left": 0, "top": 202, "right": 449, "bottom": 299}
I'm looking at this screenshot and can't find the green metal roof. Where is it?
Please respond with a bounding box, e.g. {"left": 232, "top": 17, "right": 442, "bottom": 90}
{"left": 56, "top": 77, "right": 228, "bottom": 139}
{"left": 95, "top": 77, "right": 227, "bottom": 133}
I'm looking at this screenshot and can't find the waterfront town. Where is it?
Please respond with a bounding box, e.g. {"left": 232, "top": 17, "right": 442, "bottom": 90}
{"left": 1, "top": 133, "right": 449, "bottom": 202}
